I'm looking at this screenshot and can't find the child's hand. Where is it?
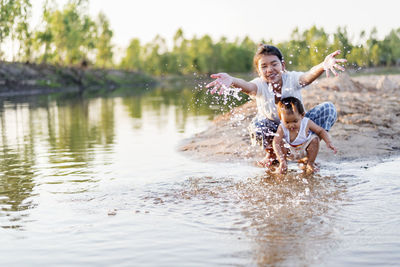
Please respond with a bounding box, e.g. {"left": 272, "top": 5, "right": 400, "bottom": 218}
{"left": 205, "top": 73, "right": 233, "bottom": 95}
{"left": 278, "top": 160, "right": 287, "bottom": 174}
{"left": 323, "top": 50, "right": 347, "bottom": 77}
{"left": 327, "top": 142, "right": 337, "bottom": 154}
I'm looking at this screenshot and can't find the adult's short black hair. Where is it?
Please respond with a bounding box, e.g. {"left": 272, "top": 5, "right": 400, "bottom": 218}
{"left": 253, "top": 44, "right": 284, "bottom": 70}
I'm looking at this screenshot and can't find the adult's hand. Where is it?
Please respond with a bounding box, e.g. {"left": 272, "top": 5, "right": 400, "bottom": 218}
{"left": 205, "top": 73, "right": 233, "bottom": 95}
{"left": 323, "top": 50, "right": 347, "bottom": 77}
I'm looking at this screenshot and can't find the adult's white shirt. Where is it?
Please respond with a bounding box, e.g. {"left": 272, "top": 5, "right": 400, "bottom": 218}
{"left": 250, "top": 71, "right": 305, "bottom": 123}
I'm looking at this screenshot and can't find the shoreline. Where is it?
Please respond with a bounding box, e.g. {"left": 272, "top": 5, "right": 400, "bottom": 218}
{"left": 179, "top": 73, "right": 400, "bottom": 165}
{"left": 0, "top": 61, "right": 156, "bottom": 97}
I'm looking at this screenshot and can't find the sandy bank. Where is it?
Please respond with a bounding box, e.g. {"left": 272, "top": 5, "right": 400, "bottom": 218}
{"left": 179, "top": 74, "right": 400, "bottom": 164}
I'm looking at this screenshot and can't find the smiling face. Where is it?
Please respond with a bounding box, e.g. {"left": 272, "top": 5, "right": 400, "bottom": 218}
{"left": 281, "top": 109, "right": 303, "bottom": 132}
{"left": 257, "top": 54, "right": 286, "bottom": 85}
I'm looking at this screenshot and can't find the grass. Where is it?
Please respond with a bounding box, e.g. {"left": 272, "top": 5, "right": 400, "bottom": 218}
{"left": 36, "top": 79, "right": 62, "bottom": 88}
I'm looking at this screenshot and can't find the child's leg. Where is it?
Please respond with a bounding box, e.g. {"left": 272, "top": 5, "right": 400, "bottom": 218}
{"left": 297, "top": 157, "right": 320, "bottom": 169}
{"left": 305, "top": 137, "right": 320, "bottom": 173}
{"left": 297, "top": 157, "right": 308, "bottom": 170}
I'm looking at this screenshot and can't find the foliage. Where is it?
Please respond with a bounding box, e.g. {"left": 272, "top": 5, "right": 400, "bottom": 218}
{"left": 31, "top": 0, "right": 97, "bottom": 65}
{"left": 95, "top": 11, "right": 113, "bottom": 68}
{"left": 120, "top": 27, "right": 400, "bottom": 75}
{"left": 119, "top": 38, "right": 142, "bottom": 71}
{"left": 12, "top": 0, "right": 113, "bottom": 66}
{"left": 0, "top": 0, "right": 31, "bottom": 60}
{"left": 2, "top": 1, "right": 400, "bottom": 74}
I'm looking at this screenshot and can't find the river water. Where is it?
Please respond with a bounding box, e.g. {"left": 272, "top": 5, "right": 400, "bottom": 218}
{"left": 0, "top": 86, "right": 399, "bottom": 266}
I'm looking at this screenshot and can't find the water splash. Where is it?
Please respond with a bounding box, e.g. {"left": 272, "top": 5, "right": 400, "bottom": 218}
{"left": 221, "top": 87, "right": 243, "bottom": 104}
{"left": 206, "top": 83, "right": 243, "bottom": 105}
{"left": 284, "top": 143, "right": 291, "bottom": 149}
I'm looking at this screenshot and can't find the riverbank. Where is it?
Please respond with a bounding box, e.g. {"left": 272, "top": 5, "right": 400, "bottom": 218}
{"left": 0, "top": 61, "right": 156, "bottom": 97}
{"left": 179, "top": 73, "right": 400, "bottom": 164}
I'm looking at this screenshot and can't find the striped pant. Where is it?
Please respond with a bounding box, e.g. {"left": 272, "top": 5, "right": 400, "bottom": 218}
{"left": 305, "top": 102, "right": 337, "bottom": 132}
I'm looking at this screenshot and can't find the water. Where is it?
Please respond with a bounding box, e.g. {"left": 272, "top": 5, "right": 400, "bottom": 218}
{"left": 0, "top": 86, "right": 399, "bottom": 266}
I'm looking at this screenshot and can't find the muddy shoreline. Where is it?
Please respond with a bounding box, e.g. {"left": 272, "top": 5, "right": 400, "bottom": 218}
{"left": 0, "top": 61, "right": 156, "bottom": 97}
{"left": 179, "top": 74, "right": 400, "bottom": 164}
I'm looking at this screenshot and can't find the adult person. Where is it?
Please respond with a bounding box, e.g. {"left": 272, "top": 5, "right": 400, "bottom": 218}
{"left": 205, "top": 44, "right": 346, "bottom": 168}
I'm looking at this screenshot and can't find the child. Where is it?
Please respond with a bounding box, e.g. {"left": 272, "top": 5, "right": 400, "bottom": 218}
{"left": 273, "top": 97, "right": 337, "bottom": 174}
{"left": 206, "top": 44, "right": 345, "bottom": 168}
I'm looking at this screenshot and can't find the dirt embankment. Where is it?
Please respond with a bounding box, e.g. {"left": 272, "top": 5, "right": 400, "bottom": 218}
{"left": 180, "top": 74, "right": 400, "bottom": 164}
{"left": 0, "top": 61, "right": 156, "bottom": 97}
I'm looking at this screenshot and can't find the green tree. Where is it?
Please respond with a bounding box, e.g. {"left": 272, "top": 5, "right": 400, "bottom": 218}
{"left": 303, "top": 25, "right": 329, "bottom": 66}
{"left": 198, "top": 35, "right": 213, "bottom": 73}
{"left": 172, "top": 28, "right": 191, "bottom": 74}
{"left": 142, "top": 34, "right": 168, "bottom": 75}
{"left": 33, "top": 0, "right": 97, "bottom": 65}
{"left": 347, "top": 45, "right": 368, "bottom": 67}
{"left": 15, "top": 13, "right": 33, "bottom": 61}
{"left": 380, "top": 29, "right": 400, "bottom": 66}
{"left": 120, "top": 38, "right": 142, "bottom": 71}
{"left": 116, "top": 25, "right": 400, "bottom": 76}
{"left": 369, "top": 44, "right": 381, "bottom": 66}
{"left": 280, "top": 27, "right": 308, "bottom": 70}
{"left": 331, "top": 26, "right": 352, "bottom": 59}
{"left": 0, "top": 0, "right": 31, "bottom": 60}
{"left": 95, "top": 12, "right": 114, "bottom": 68}
{"left": 365, "top": 27, "right": 380, "bottom": 66}
{"left": 241, "top": 37, "right": 256, "bottom": 69}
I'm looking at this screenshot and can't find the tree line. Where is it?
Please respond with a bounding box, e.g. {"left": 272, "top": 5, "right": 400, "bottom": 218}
{"left": 1, "top": 0, "right": 399, "bottom": 75}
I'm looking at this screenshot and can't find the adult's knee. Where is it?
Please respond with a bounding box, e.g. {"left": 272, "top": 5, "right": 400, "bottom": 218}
{"left": 323, "top": 101, "right": 336, "bottom": 112}
{"left": 323, "top": 101, "right": 337, "bottom": 126}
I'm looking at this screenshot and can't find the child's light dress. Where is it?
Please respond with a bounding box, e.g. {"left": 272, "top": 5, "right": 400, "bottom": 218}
{"left": 281, "top": 117, "right": 319, "bottom": 160}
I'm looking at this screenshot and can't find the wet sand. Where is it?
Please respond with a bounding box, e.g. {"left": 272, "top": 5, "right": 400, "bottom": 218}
{"left": 179, "top": 74, "right": 400, "bottom": 164}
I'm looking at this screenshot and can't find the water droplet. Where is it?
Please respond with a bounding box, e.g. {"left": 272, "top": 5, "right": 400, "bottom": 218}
{"left": 305, "top": 187, "right": 310, "bottom": 195}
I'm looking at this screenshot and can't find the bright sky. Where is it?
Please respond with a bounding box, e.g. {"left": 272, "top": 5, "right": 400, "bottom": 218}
{"left": 26, "top": 0, "right": 400, "bottom": 53}
{"left": 87, "top": 0, "right": 399, "bottom": 45}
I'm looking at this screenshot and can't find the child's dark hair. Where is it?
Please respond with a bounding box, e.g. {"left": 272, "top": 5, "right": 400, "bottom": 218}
{"left": 277, "top": 97, "right": 305, "bottom": 119}
{"left": 253, "top": 44, "right": 284, "bottom": 70}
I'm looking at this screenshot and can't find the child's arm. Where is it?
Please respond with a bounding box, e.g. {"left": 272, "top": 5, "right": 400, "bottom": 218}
{"left": 308, "top": 120, "right": 338, "bottom": 154}
{"left": 205, "top": 73, "right": 257, "bottom": 96}
{"left": 273, "top": 126, "right": 288, "bottom": 173}
{"left": 299, "top": 50, "right": 347, "bottom": 86}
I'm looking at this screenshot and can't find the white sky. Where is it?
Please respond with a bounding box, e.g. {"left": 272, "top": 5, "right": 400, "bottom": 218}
{"left": 20, "top": 0, "right": 400, "bottom": 57}
{"left": 87, "top": 0, "right": 399, "bottom": 45}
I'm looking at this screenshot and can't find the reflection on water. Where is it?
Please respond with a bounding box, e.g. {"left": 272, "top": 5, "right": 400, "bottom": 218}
{"left": 0, "top": 86, "right": 399, "bottom": 266}
{"left": 0, "top": 86, "right": 243, "bottom": 230}
{"left": 241, "top": 174, "right": 344, "bottom": 266}
{"left": 0, "top": 102, "right": 37, "bottom": 229}
{"left": 141, "top": 171, "right": 346, "bottom": 266}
